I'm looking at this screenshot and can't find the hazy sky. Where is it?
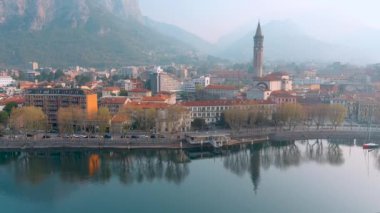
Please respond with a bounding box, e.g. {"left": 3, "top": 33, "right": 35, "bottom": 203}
{"left": 139, "top": 0, "right": 380, "bottom": 43}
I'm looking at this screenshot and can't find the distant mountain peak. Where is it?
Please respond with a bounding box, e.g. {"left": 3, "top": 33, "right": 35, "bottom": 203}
{"left": 0, "top": 0, "right": 142, "bottom": 31}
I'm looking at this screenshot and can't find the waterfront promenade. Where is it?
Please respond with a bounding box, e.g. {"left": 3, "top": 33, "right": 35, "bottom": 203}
{"left": 0, "top": 125, "right": 379, "bottom": 151}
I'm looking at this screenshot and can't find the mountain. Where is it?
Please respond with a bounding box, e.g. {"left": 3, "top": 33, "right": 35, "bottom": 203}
{"left": 333, "top": 27, "right": 380, "bottom": 62}
{"left": 143, "top": 17, "right": 213, "bottom": 54}
{"left": 215, "top": 20, "right": 374, "bottom": 64}
{"left": 0, "top": 0, "right": 196, "bottom": 67}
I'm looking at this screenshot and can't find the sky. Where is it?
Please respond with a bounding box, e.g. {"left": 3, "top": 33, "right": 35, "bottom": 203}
{"left": 139, "top": 0, "right": 380, "bottom": 43}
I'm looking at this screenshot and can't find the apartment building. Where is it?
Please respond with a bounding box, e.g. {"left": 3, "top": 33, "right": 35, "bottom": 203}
{"left": 24, "top": 88, "right": 98, "bottom": 126}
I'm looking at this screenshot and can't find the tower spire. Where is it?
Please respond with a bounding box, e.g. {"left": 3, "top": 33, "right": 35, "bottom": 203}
{"left": 253, "top": 21, "right": 264, "bottom": 78}
{"left": 255, "top": 21, "right": 263, "bottom": 37}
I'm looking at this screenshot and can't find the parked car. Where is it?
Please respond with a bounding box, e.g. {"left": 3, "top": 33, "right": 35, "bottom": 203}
{"left": 104, "top": 133, "right": 112, "bottom": 139}
{"left": 151, "top": 134, "right": 165, "bottom": 138}
{"left": 131, "top": 135, "right": 139, "bottom": 139}
{"left": 42, "top": 135, "right": 51, "bottom": 139}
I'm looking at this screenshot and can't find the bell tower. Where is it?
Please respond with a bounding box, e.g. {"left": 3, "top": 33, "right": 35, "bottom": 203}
{"left": 253, "top": 22, "right": 264, "bottom": 78}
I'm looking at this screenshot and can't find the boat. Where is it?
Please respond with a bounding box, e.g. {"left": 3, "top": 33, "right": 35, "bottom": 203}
{"left": 363, "top": 143, "right": 379, "bottom": 149}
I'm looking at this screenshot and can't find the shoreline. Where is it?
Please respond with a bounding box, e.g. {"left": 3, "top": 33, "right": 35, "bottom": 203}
{"left": 0, "top": 130, "right": 377, "bottom": 151}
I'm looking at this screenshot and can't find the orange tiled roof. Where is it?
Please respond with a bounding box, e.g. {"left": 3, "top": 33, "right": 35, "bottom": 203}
{"left": 100, "top": 97, "right": 128, "bottom": 105}
{"left": 124, "top": 102, "right": 170, "bottom": 109}
{"left": 129, "top": 88, "right": 150, "bottom": 93}
{"left": 0, "top": 96, "right": 25, "bottom": 106}
{"left": 111, "top": 113, "right": 130, "bottom": 123}
{"left": 270, "top": 91, "right": 296, "bottom": 98}
{"left": 142, "top": 96, "right": 167, "bottom": 102}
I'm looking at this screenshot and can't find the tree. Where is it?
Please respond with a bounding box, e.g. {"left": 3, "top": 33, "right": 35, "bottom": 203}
{"left": 191, "top": 118, "right": 206, "bottom": 131}
{"left": 247, "top": 110, "right": 258, "bottom": 129}
{"left": 276, "top": 103, "right": 304, "bottom": 130}
{"left": 119, "top": 90, "right": 128, "bottom": 96}
{"left": 96, "top": 107, "right": 111, "bottom": 135}
{"left": 0, "top": 111, "right": 8, "bottom": 125}
{"left": 224, "top": 109, "right": 248, "bottom": 133}
{"left": 3, "top": 102, "right": 18, "bottom": 115}
{"left": 310, "top": 104, "right": 329, "bottom": 130}
{"left": 9, "top": 106, "right": 48, "bottom": 136}
{"left": 302, "top": 106, "right": 315, "bottom": 130}
{"left": 166, "top": 105, "right": 187, "bottom": 133}
{"left": 57, "top": 107, "right": 85, "bottom": 135}
{"left": 328, "top": 104, "right": 347, "bottom": 130}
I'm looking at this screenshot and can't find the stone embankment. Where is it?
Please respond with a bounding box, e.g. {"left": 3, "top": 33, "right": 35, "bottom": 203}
{"left": 0, "top": 128, "right": 378, "bottom": 151}
{"left": 269, "top": 130, "right": 379, "bottom": 141}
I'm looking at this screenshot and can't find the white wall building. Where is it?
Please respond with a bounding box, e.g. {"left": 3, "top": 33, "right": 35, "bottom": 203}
{"left": 0, "top": 76, "right": 15, "bottom": 87}
{"left": 182, "top": 76, "right": 211, "bottom": 93}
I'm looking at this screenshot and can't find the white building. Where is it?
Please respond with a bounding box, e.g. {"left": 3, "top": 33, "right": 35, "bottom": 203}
{"left": 150, "top": 67, "right": 181, "bottom": 94}
{"left": 0, "top": 76, "right": 15, "bottom": 87}
{"left": 250, "top": 72, "right": 293, "bottom": 100}
{"left": 182, "top": 76, "right": 211, "bottom": 93}
{"left": 181, "top": 100, "right": 275, "bottom": 124}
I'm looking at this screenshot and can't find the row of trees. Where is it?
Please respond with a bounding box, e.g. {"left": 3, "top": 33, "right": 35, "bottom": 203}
{"left": 121, "top": 105, "right": 188, "bottom": 134}
{"left": 3, "top": 104, "right": 189, "bottom": 137}
{"left": 223, "top": 103, "right": 347, "bottom": 132}
{"left": 9, "top": 106, "right": 48, "bottom": 136}
{"left": 57, "top": 106, "right": 111, "bottom": 136}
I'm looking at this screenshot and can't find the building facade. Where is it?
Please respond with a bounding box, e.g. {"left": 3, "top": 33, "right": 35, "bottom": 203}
{"left": 99, "top": 97, "right": 129, "bottom": 115}
{"left": 181, "top": 100, "right": 275, "bottom": 124}
{"left": 150, "top": 67, "right": 181, "bottom": 94}
{"left": 204, "top": 85, "right": 239, "bottom": 100}
{"left": 24, "top": 88, "right": 98, "bottom": 126}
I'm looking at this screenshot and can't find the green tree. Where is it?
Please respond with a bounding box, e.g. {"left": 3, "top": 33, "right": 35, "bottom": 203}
{"left": 119, "top": 90, "right": 128, "bottom": 96}
{"left": 3, "top": 102, "right": 18, "bottom": 115}
{"left": 0, "top": 111, "right": 9, "bottom": 125}
{"left": 191, "top": 118, "right": 206, "bottom": 131}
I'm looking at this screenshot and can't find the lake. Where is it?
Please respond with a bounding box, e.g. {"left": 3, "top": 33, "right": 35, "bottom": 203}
{"left": 0, "top": 139, "right": 380, "bottom": 213}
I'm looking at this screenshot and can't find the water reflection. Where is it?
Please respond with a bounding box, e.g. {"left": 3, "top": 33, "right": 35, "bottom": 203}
{"left": 221, "top": 140, "right": 348, "bottom": 192}
{"left": 0, "top": 139, "right": 374, "bottom": 202}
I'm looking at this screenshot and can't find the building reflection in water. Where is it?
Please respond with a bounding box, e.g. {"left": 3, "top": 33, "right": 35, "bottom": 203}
{"left": 221, "top": 140, "right": 346, "bottom": 193}
{"left": 0, "top": 139, "right": 358, "bottom": 201}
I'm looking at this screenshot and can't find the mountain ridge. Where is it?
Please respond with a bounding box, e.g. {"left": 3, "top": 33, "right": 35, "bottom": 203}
{"left": 0, "top": 0, "right": 199, "bottom": 68}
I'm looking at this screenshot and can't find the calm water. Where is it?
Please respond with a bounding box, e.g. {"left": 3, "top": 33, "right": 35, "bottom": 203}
{"left": 1, "top": 140, "right": 380, "bottom": 213}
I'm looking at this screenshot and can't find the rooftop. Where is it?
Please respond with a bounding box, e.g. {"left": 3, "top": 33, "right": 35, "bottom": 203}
{"left": 25, "top": 88, "right": 95, "bottom": 95}
{"left": 100, "top": 97, "right": 128, "bottom": 105}
{"left": 103, "top": 87, "right": 121, "bottom": 92}
{"left": 205, "top": 85, "right": 238, "bottom": 91}
{"left": 270, "top": 90, "right": 296, "bottom": 98}
{"left": 180, "top": 99, "right": 274, "bottom": 107}
{"left": 0, "top": 96, "right": 25, "bottom": 106}
{"left": 124, "top": 102, "right": 170, "bottom": 110}
{"left": 129, "top": 88, "right": 150, "bottom": 93}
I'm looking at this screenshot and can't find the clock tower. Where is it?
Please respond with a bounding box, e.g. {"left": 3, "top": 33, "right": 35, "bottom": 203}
{"left": 253, "top": 22, "right": 264, "bottom": 78}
